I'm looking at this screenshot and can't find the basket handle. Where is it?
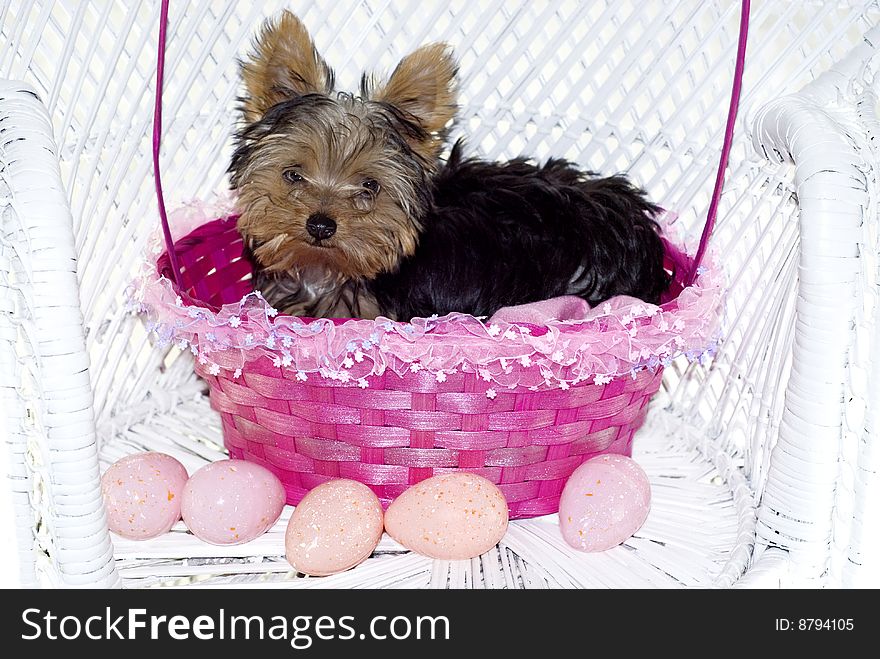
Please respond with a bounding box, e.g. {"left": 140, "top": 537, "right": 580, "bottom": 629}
{"left": 154, "top": 0, "right": 180, "bottom": 285}
{"left": 152, "top": 0, "right": 749, "bottom": 290}
{"left": 689, "top": 0, "right": 750, "bottom": 285}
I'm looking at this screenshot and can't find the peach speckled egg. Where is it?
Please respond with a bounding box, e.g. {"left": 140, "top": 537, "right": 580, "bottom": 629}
{"left": 285, "top": 479, "right": 384, "bottom": 576}
{"left": 101, "top": 452, "right": 189, "bottom": 540}
{"left": 558, "top": 455, "right": 651, "bottom": 552}
{"left": 384, "top": 473, "right": 509, "bottom": 560}
{"left": 181, "top": 460, "right": 285, "bottom": 545}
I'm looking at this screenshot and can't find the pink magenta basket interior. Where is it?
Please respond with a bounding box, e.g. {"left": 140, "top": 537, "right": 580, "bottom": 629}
{"left": 133, "top": 200, "right": 722, "bottom": 519}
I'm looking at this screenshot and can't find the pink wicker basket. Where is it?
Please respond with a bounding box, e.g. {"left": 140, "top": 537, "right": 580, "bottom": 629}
{"left": 138, "top": 210, "right": 721, "bottom": 519}
{"left": 135, "top": 0, "right": 738, "bottom": 520}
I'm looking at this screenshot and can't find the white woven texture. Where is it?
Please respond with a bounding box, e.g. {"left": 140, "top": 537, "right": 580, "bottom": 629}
{"left": 2, "top": 0, "right": 879, "bottom": 588}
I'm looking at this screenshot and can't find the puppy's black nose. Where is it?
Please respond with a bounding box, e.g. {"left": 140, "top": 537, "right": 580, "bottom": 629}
{"left": 306, "top": 213, "right": 337, "bottom": 240}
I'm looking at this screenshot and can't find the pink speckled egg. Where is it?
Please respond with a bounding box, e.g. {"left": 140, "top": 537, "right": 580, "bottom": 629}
{"left": 101, "top": 452, "right": 188, "bottom": 540}
{"left": 384, "top": 473, "right": 509, "bottom": 560}
{"left": 591, "top": 454, "right": 653, "bottom": 503}
{"left": 181, "top": 460, "right": 285, "bottom": 545}
{"left": 285, "top": 479, "right": 384, "bottom": 576}
{"left": 558, "top": 455, "right": 651, "bottom": 552}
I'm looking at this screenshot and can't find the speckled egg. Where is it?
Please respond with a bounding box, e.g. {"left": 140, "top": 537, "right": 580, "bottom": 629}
{"left": 285, "top": 479, "right": 384, "bottom": 576}
{"left": 558, "top": 455, "right": 651, "bottom": 552}
{"left": 384, "top": 473, "right": 509, "bottom": 560}
{"left": 181, "top": 460, "right": 285, "bottom": 545}
{"left": 101, "top": 452, "right": 189, "bottom": 540}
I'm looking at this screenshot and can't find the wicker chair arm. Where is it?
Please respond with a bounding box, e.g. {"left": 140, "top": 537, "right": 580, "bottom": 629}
{"left": 749, "top": 28, "right": 880, "bottom": 585}
{"left": 0, "top": 81, "right": 118, "bottom": 587}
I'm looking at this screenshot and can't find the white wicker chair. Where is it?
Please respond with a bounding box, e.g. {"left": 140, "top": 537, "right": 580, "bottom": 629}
{"left": 2, "top": 0, "right": 879, "bottom": 588}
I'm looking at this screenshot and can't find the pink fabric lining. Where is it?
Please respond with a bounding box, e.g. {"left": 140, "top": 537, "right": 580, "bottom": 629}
{"left": 490, "top": 296, "right": 592, "bottom": 325}
{"left": 129, "top": 196, "right": 723, "bottom": 392}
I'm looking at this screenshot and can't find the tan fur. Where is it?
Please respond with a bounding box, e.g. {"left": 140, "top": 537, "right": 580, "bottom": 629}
{"left": 368, "top": 43, "right": 459, "bottom": 161}
{"left": 235, "top": 103, "right": 422, "bottom": 280}
{"left": 240, "top": 10, "right": 334, "bottom": 122}
{"left": 233, "top": 12, "right": 461, "bottom": 319}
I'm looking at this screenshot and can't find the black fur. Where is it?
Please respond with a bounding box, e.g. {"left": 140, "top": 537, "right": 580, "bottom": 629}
{"left": 367, "top": 141, "right": 670, "bottom": 319}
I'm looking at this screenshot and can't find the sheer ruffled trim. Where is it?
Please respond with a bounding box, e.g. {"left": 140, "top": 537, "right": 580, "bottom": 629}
{"left": 128, "top": 195, "right": 723, "bottom": 392}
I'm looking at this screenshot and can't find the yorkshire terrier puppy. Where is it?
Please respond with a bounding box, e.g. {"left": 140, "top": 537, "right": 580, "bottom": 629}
{"left": 229, "top": 11, "right": 669, "bottom": 320}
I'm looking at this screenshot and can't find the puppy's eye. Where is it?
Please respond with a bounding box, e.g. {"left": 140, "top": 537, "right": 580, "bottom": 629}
{"left": 283, "top": 169, "right": 304, "bottom": 184}
{"left": 362, "top": 178, "right": 380, "bottom": 194}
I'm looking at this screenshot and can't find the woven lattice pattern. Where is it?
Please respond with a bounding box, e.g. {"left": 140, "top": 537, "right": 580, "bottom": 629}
{"left": 203, "top": 362, "right": 660, "bottom": 518}
{"left": 4, "top": 0, "right": 880, "bottom": 587}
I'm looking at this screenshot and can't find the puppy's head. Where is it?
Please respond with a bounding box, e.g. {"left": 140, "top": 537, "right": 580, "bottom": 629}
{"left": 229, "top": 11, "right": 458, "bottom": 279}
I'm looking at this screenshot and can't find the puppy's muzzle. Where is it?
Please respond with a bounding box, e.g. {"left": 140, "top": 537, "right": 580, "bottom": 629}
{"left": 306, "top": 213, "right": 337, "bottom": 241}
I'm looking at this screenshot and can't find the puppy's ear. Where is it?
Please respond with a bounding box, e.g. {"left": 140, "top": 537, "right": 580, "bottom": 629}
{"left": 240, "top": 10, "right": 335, "bottom": 122}
{"left": 369, "top": 43, "right": 458, "bottom": 161}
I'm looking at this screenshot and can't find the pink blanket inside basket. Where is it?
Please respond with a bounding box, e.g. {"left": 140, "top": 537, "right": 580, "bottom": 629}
{"left": 490, "top": 296, "right": 590, "bottom": 324}
{"left": 489, "top": 295, "right": 648, "bottom": 325}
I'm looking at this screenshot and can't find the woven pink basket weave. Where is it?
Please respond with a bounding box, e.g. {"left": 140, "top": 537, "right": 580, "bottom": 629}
{"left": 136, "top": 209, "right": 721, "bottom": 519}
